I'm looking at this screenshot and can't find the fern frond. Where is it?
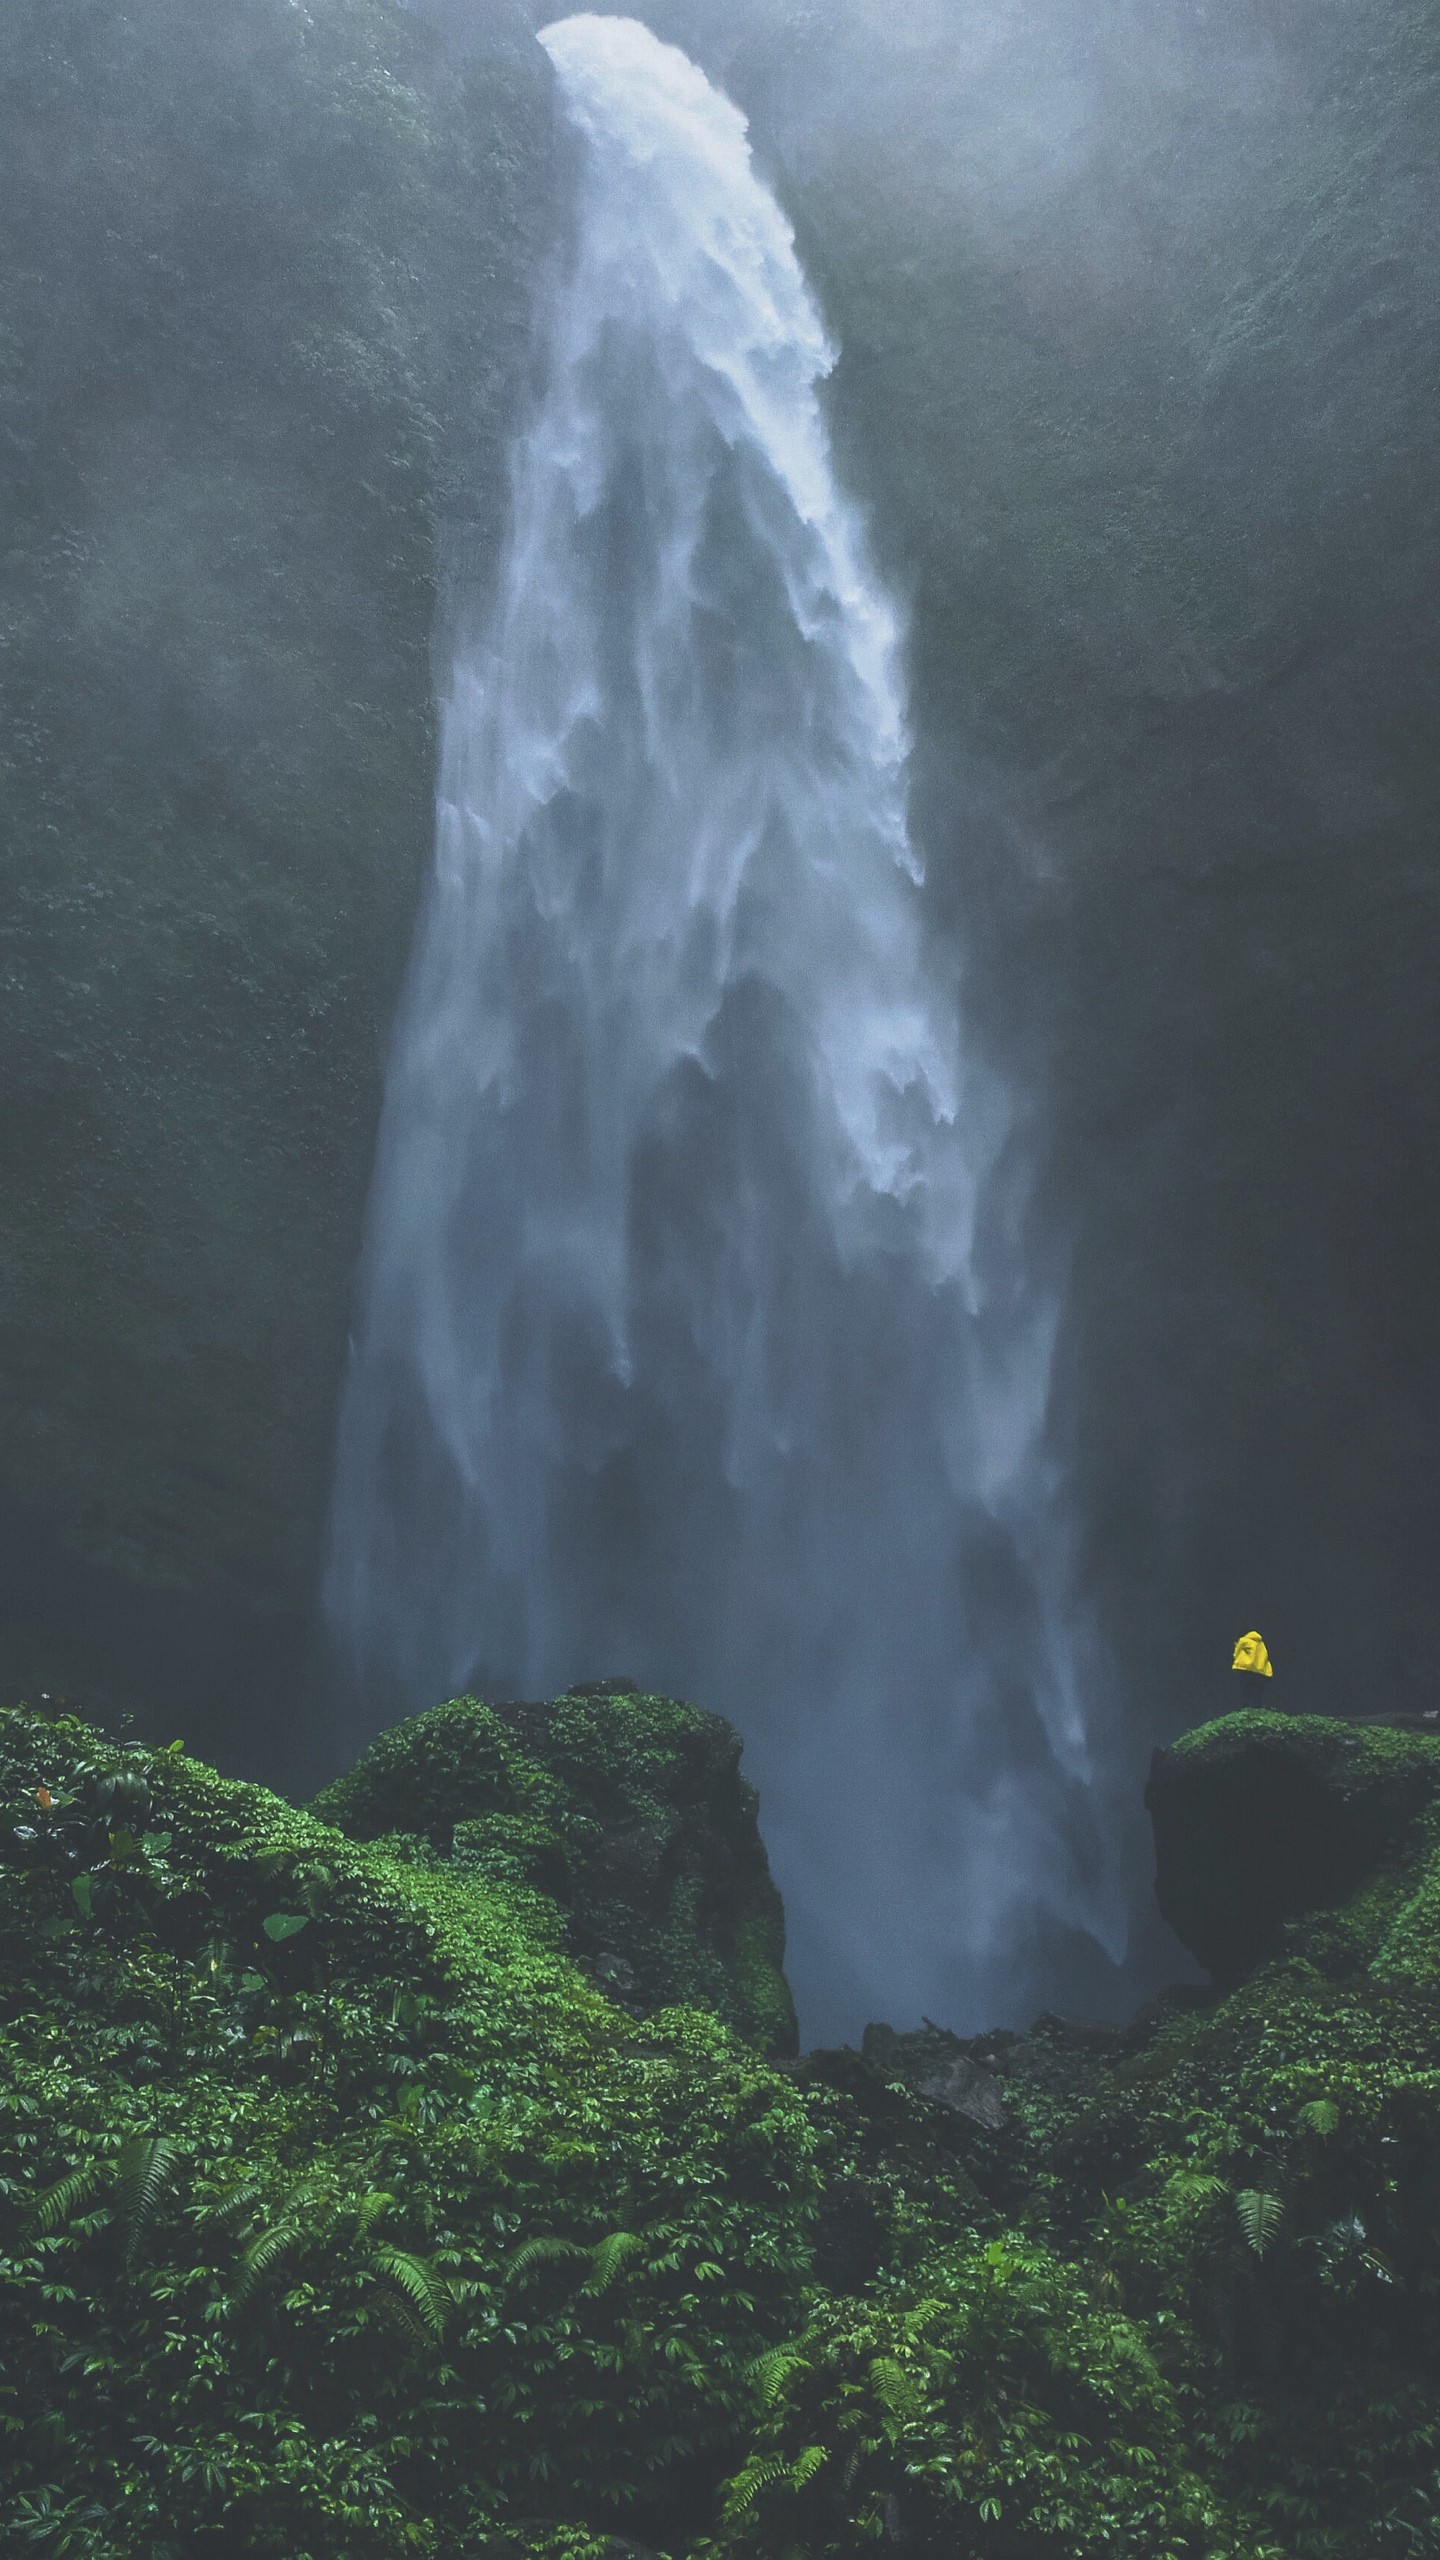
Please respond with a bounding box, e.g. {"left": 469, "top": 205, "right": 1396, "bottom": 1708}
{"left": 233, "top": 2220, "right": 301, "bottom": 2304}
{"left": 1298, "top": 2099, "right": 1340, "bottom": 2138}
{"left": 1235, "top": 2189, "right": 1283, "bottom": 2258}
{"left": 1107, "top": 2327, "right": 1162, "bottom": 2384}
{"left": 749, "top": 2345, "right": 806, "bottom": 2406}
{"left": 507, "top": 2235, "right": 587, "bottom": 2283}
{"left": 374, "top": 2244, "right": 451, "bottom": 2342}
{"left": 36, "top": 2162, "right": 102, "bottom": 2234}
{"left": 354, "top": 2188, "right": 394, "bottom": 2240}
{"left": 789, "top": 2444, "right": 829, "bottom": 2489}
{"left": 1167, "top": 2170, "right": 1228, "bottom": 2213}
{"left": 870, "top": 2354, "right": 923, "bottom": 2422}
{"left": 114, "top": 2135, "right": 176, "bottom": 2270}
{"left": 722, "top": 2454, "right": 790, "bottom": 2516}
{"left": 200, "top": 2175, "right": 266, "bottom": 2231}
{"left": 582, "top": 2229, "right": 644, "bottom": 2293}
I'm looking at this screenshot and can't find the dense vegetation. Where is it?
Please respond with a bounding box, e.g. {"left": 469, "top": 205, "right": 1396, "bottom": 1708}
{"left": 2, "top": 1691, "right": 1436, "bottom": 2556}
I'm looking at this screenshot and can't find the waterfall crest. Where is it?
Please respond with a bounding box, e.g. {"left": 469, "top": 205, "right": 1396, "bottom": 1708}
{"left": 322, "top": 12, "right": 1123, "bottom": 2037}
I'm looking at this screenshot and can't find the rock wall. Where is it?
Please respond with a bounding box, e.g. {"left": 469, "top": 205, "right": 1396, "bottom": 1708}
{"left": 624, "top": 0, "right": 1440, "bottom": 1743}
{"left": 0, "top": 0, "right": 556, "bottom": 1766}
{"left": 3, "top": 0, "right": 1438, "bottom": 1803}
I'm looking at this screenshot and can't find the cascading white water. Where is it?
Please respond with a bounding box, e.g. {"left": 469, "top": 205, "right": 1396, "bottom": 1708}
{"left": 323, "top": 12, "right": 1124, "bottom": 2039}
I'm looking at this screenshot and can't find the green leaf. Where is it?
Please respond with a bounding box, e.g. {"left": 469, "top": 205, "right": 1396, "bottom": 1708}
{"left": 1235, "top": 2189, "right": 1283, "bottom": 2258}
{"left": 1299, "top": 2098, "right": 1340, "bottom": 2137}
{"left": 749, "top": 2346, "right": 805, "bottom": 2408}
{"left": 508, "top": 2235, "right": 587, "bottom": 2284}
{"left": 70, "top": 1874, "right": 93, "bottom": 1920}
{"left": 35, "top": 2161, "right": 102, "bottom": 2233}
{"left": 262, "top": 1912, "right": 309, "bottom": 1942}
{"left": 114, "top": 2135, "right": 176, "bottom": 2271}
{"left": 583, "top": 2229, "right": 644, "bottom": 2293}
{"left": 373, "top": 2243, "right": 451, "bottom": 2342}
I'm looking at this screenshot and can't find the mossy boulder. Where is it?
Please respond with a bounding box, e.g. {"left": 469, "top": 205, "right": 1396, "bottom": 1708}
{"left": 313, "top": 1683, "right": 798, "bottom": 2059}
{"left": 1147, "top": 1709, "right": 1440, "bottom": 1985}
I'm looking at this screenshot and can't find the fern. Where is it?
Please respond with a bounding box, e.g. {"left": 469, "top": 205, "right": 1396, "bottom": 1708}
{"left": 1298, "top": 2099, "right": 1341, "bottom": 2138}
{"left": 373, "top": 2244, "right": 451, "bottom": 2342}
{"left": 35, "top": 2161, "right": 102, "bottom": 2234}
{"left": 114, "top": 2135, "right": 176, "bottom": 2271}
{"left": 749, "top": 2345, "right": 806, "bottom": 2408}
{"left": 199, "top": 2173, "right": 265, "bottom": 2231}
{"left": 870, "top": 2353, "right": 924, "bottom": 2422}
{"left": 1166, "top": 2169, "right": 1228, "bottom": 2214}
{"left": 233, "top": 2221, "right": 301, "bottom": 2305}
{"left": 1107, "top": 2326, "right": 1162, "bottom": 2386}
{"left": 722, "top": 2454, "right": 790, "bottom": 2516}
{"left": 789, "top": 2443, "right": 829, "bottom": 2489}
{"left": 508, "top": 2234, "right": 587, "bottom": 2283}
{"left": 582, "top": 2229, "right": 644, "bottom": 2293}
{"left": 1235, "top": 2189, "right": 1283, "bottom": 2258}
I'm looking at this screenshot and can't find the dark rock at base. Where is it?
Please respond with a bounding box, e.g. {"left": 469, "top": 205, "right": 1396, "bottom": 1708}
{"left": 1147, "top": 1708, "right": 1440, "bottom": 1984}
{"left": 861, "top": 2020, "right": 1008, "bottom": 2128}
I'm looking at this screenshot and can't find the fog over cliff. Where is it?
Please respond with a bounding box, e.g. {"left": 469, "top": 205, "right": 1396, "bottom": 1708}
{"left": 1, "top": 0, "right": 1436, "bottom": 2034}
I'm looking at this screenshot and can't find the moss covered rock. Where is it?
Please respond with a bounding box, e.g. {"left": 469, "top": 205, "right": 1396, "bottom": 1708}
{"left": 313, "top": 1683, "right": 798, "bottom": 2059}
{"left": 1147, "top": 1708, "right": 1440, "bottom": 1984}
{"left": 0, "top": 1697, "right": 818, "bottom": 2555}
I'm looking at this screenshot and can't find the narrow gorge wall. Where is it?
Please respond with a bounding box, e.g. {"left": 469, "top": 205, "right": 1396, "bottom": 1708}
{"left": 626, "top": 0, "right": 1440, "bottom": 1747}
{"left": 3, "top": 0, "right": 1437, "bottom": 1951}
{"left": 0, "top": 0, "right": 555, "bottom": 1769}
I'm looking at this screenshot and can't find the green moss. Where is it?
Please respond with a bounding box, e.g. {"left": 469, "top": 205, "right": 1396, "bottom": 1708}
{"left": 1170, "top": 1708, "right": 1440, "bottom": 1806}
{"left": 0, "top": 1700, "right": 820, "bottom": 2555}
{"left": 3, "top": 1691, "right": 1437, "bottom": 2556}
{"left": 315, "top": 1687, "right": 799, "bottom": 2059}
{"left": 1150, "top": 1710, "right": 1440, "bottom": 1983}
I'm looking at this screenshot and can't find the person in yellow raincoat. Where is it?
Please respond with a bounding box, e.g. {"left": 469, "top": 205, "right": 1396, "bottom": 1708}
{"left": 1232, "top": 1630, "right": 1273, "bottom": 1676}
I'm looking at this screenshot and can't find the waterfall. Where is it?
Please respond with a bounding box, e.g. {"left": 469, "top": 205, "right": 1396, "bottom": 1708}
{"left": 322, "top": 12, "right": 1124, "bottom": 2039}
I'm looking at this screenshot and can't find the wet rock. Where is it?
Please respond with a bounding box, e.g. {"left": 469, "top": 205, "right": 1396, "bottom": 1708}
{"left": 860, "top": 2021, "right": 1008, "bottom": 2129}
{"left": 1147, "top": 1709, "right": 1440, "bottom": 1984}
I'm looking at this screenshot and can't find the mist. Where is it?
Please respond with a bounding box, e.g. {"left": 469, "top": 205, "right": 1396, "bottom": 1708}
{"left": 1, "top": 0, "right": 1437, "bottom": 2041}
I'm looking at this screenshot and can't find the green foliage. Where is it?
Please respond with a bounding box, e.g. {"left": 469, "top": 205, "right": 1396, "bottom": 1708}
{"left": 2, "top": 1691, "right": 1438, "bottom": 2556}
{"left": 711, "top": 2241, "right": 1233, "bottom": 2560}
{"left": 314, "top": 1688, "right": 798, "bottom": 2057}
{"left": 0, "top": 1699, "right": 817, "bottom": 2555}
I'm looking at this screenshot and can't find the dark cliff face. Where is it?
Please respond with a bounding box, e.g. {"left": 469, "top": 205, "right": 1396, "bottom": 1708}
{"left": 3, "top": 0, "right": 1438, "bottom": 1839}
{"left": 596, "top": 0, "right": 1440, "bottom": 1753}
{"left": 0, "top": 0, "right": 556, "bottom": 1768}
{"left": 1147, "top": 1706, "right": 1440, "bottom": 1983}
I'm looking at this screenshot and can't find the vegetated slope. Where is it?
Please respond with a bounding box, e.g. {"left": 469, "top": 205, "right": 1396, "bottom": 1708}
{"left": 0, "top": 0, "right": 552, "bottom": 1760}
{"left": 2, "top": 1691, "right": 1436, "bottom": 2556}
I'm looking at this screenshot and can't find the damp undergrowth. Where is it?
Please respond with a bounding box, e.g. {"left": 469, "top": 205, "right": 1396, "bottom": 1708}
{"left": 1, "top": 1696, "right": 1436, "bottom": 2558}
